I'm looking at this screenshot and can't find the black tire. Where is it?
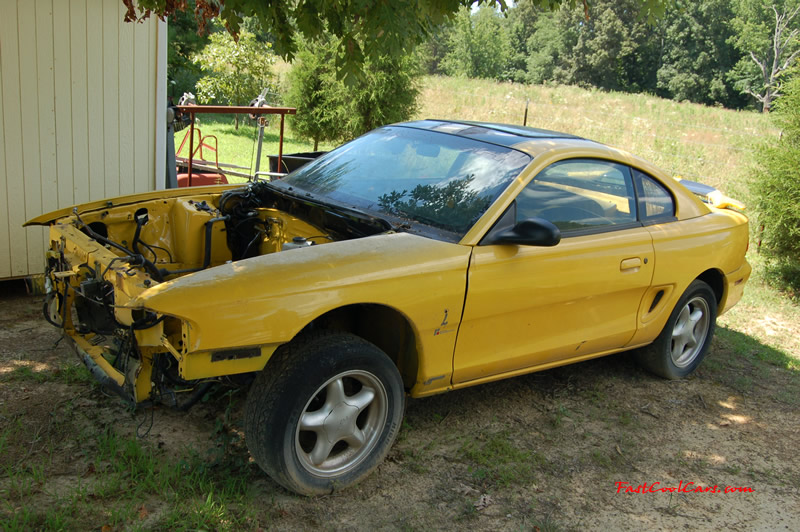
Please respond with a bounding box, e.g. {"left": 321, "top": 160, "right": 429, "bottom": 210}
{"left": 635, "top": 280, "right": 717, "bottom": 379}
{"left": 244, "top": 331, "right": 405, "bottom": 495}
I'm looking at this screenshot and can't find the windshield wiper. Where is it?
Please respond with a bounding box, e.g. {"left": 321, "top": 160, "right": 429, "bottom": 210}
{"left": 266, "top": 181, "right": 394, "bottom": 232}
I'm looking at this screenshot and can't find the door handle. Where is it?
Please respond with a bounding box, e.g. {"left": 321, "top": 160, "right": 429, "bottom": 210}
{"left": 620, "top": 257, "right": 642, "bottom": 272}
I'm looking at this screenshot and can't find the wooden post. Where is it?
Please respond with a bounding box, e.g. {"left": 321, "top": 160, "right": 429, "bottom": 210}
{"left": 279, "top": 114, "right": 285, "bottom": 174}
{"left": 187, "top": 113, "right": 195, "bottom": 187}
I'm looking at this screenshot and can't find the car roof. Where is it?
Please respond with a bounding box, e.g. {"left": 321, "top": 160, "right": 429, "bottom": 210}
{"left": 396, "top": 119, "right": 600, "bottom": 154}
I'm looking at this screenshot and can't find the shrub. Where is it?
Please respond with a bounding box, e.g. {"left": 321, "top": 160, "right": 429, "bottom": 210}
{"left": 193, "top": 31, "right": 275, "bottom": 128}
{"left": 751, "top": 72, "right": 800, "bottom": 295}
{"left": 287, "top": 36, "right": 420, "bottom": 150}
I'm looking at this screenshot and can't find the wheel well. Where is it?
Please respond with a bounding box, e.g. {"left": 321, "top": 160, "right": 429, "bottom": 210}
{"left": 303, "top": 304, "right": 419, "bottom": 390}
{"left": 697, "top": 269, "right": 724, "bottom": 307}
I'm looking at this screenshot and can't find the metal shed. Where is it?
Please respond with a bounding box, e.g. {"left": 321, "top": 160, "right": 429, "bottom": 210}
{"left": 0, "top": 0, "right": 167, "bottom": 280}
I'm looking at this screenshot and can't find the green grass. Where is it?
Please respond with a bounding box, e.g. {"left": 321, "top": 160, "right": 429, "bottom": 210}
{"left": 717, "top": 254, "right": 800, "bottom": 368}
{"left": 1, "top": 363, "right": 93, "bottom": 385}
{"left": 413, "top": 76, "right": 776, "bottom": 198}
{"left": 460, "top": 431, "right": 541, "bottom": 488}
{"left": 195, "top": 75, "right": 776, "bottom": 201}
{"left": 0, "top": 423, "right": 259, "bottom": 531}
{"left": 174, "top": 113, "right": 336, "bottom": 183}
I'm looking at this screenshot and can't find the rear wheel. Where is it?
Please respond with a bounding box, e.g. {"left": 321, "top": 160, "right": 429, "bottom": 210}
{"left": 636, "top": 280, "right": 717, "bottom": 379}
{"left": 244, "top": 332, "right": 405, "bottom": 495}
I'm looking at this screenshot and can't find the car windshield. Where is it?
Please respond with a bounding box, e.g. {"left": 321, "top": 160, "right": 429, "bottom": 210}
{"left": 275, "top": 126, "right": 531, "bottom": 239}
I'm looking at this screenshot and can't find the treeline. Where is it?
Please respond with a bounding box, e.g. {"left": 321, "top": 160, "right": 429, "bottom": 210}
{"left": 418, "top": 0, "right": 798, "bottom": 111}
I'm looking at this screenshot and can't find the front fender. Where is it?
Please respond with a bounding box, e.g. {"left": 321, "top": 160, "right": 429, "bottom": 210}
{"left": 135, "top": 232, "right": 472, "bottom": 384}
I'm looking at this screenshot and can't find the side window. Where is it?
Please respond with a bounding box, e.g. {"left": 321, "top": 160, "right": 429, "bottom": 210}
{"left": 633, "top": 169, "right": 675, "bottom": 222}
{"left": 516, "top": 159, "right": 638, "bottom": 234}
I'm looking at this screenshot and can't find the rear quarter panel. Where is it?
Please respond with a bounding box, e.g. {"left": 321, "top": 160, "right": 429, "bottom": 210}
{"left": 628, "top": 209, "right": 750, "bottom": 347}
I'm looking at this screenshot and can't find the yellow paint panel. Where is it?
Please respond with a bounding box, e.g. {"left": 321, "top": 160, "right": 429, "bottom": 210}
{"left": 18, "top": 1, "right": 45, "bottom": 275}
{"left": 0, "top": 21, "right": 9, "bottom": 278}
{"left": 52, "top": 0, "right": 75, "bottom": 209}
{"left": 70, "top": 0, "right": 91, "bottom": 206}
{"left": 118, "top": 3, "right": 135, "bottom": 197}
{"left": 87, "top": 0, "right": 105, "bottom": 202}
{"left": 133, "top": 19, "right": 151, "bottom": 194}
{"left": 2, "top": 0, "right": 161, "bottom": 278}
{"left": 0, "top": 0, "right": 29, "bottom": 277}
{"left": 103, "top": 0, "right": 121, "bottom": 199}
{"left": 453, "top": 227, "right": 654, "bottom": 383}
{"left": 36, "top": 0, "right": 59, "bottom": 243}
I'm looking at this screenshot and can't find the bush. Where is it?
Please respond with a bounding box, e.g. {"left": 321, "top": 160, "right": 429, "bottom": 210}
{"left": 752, "top": 72, "right": 800, "bottom": 295}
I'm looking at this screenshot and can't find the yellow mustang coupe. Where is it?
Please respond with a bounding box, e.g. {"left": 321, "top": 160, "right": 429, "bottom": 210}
{"left": 27, "top": 120, "right": 750, "bottom": 495}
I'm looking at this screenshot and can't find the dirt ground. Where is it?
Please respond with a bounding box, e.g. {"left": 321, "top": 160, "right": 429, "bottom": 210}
{"left": 1, "top": 286, "right": 799, "bottom": 530}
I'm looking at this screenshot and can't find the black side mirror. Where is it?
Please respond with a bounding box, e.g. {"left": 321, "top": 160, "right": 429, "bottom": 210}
{"left": 488, "top": 217, "right": 561, "bottom": 247}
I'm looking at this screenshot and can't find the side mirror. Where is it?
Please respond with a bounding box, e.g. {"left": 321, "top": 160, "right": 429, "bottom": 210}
{"left": 488, "top": 218, "right": 561, "bottom": 247}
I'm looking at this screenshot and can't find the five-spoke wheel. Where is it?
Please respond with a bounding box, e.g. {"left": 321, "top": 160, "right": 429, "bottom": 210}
{"left": 296, "top": 370, "right": 388, "bottom": 476}
{"left": 245, "top": 332, "right": 404, "bottom": 495}
{"left": 636, "top": 280, "right": 717, "bottom": 379}
{"left": 669, "top": 295, "right": 710, "bottom": 368}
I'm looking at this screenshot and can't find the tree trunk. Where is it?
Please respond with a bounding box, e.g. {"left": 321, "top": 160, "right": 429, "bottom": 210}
{"left": 314, "top": 138, "right": 319, "bottom": 151}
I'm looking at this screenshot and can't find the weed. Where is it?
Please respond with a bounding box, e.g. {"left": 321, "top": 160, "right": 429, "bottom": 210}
{"left": 549, "top": 404, "right": 571, "bottom": 428}
{"left": 461, "top": 432, "right": 537, "bottom": 487}
{"left": 53, "top": 363, "right": 93, "bottom": 385}
{"left": 1, "top": 363, "right": 93, "bottom": 385}
{"left": 4, "top": 366, "right": 47, "bottom": 383}
{"left": 401, "top": 448, "right": 429, "bottom": 474}
{"left": 732, "top": 376, "right": 753, "bottom": 392}
{"left": 590, "top": 449, "right": 612, "bottom": 470}
{"left": 723, "top": 465, "right": 742, "bottom": 475}
{"left": 530, "top": 514, "right": 564, "bottom": 532}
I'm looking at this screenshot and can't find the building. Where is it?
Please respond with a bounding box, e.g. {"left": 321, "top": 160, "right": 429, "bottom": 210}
{"left": 0, "top": 0, "right": 167, "bottom": 280}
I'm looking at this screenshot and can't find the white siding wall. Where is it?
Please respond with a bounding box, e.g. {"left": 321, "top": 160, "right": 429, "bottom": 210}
{"left": 0, "top": 0, "right": 166, "bottom": 279}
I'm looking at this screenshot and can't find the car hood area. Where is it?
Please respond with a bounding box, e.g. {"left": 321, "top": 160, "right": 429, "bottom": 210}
{"left": 134, "top": 232, "right": 472, "bottom": 352}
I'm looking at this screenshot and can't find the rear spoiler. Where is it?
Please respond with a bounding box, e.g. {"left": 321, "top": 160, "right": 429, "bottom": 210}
{"left": 678, "top": 179, "right": 745, "bottom": 211}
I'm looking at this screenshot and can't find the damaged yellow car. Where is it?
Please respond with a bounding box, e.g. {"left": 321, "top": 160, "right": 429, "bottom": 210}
{"left": 26, "top": 120, "right": 751, "bottom": 495}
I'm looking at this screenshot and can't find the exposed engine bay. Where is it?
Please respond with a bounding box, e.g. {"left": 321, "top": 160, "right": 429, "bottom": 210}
{"left": 42, "top": 181, "right": 392, "bottom": 408}
{"left": 71, "top": 180, "right": 390, "bottom": 281}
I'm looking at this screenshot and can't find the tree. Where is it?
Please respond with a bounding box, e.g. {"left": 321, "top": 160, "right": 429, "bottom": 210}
{"left": 525, "top": 10, "right": 575, "bottom": 85}
{"left": 656, "top": 0, "right": 746, "bottom": 108}
{"left": 440, "top": 6, "right": 513, "bottom": 80}
{"left": 286, "top": 37, "right": 420, "bottom": 150}
{"left": 751, "top": 71, "right": 800, "bottom": 294}
{"left": 284, "top": 39, "right": 348, "bottom": 151}
{"left": 192, "top": 31, "right": 275, "bottom": 128}
{"left": 167, "top": 0, "right": 211, "bottom": 98}
{"left": 123, "top": 0, "right": 673, "bottom": 80}
{"left": 729, "top": 0, "right": 800, "bottom": 112}
{"left": 561, "top": 0, "right": 660, "bottom": 93}
{"left": 505, "top": 0, "right": 543, "bottom": 82}
{"left": 517, "top": 0, "right": 660, "bottom": 93}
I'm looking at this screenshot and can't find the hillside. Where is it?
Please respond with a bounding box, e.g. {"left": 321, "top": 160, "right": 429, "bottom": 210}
{"left": 414, "top": 76, "right": 776, "bottom": 199}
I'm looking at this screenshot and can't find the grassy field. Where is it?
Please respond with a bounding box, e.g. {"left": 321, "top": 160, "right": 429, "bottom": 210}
{"left": 3, "top": 75, "right": 797, "bottom": 530}
{"left": 412, "top": 76, "right": 777, "bottom": 200}
{"left": 173, "top": 115, "right": 336, "bottom": 184}
{"left": 191, "top": 75, "right": 777, "bottom": 199}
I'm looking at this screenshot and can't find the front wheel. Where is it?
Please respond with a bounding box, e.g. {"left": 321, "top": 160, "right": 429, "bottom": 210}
{"left": 635, "top": 280, "right": 717, "bottom": 379}
{"left": 244, "top": 332, "right": 405, "bottom": 495}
